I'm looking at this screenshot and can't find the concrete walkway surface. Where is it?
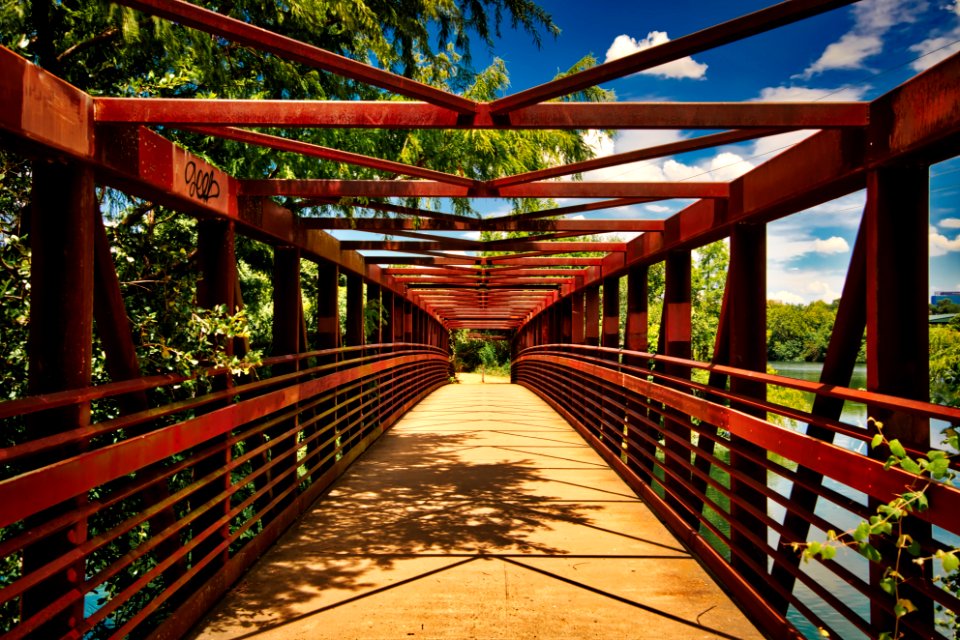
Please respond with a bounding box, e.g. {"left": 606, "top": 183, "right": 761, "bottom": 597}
{"left": 190, "top": 377, "right": 762, "bottom": 639}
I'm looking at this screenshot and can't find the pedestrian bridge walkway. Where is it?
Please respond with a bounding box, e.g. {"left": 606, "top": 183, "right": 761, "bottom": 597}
{"left": 191, "top": 376, "right": 760, "bottom": 639}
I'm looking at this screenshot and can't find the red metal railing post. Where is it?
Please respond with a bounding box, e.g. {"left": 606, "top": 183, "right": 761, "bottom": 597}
{"left": 404, "top": 299, "right": 413, "bottom": 343}
{"left": 186, "top": 218, "right": 237, "bottom": 594}
{"left": 344, "top": 272, "right": 364, "bottom": 348}
{"left": 265, "top": 246, "right": 302, "bottom": 517}
{"left": 22, "top": 160, "right": 95, "bottom": 636}
{"left": 571, "top": 291, "right": 585, "bottom": 344}
{"left": 560, "top": 296, "right": 573, "bottom": 343}
{"left": 625, "top": 264, "right": 654, "bottom": 479}
{"left": 727, "top": 223, "right": 768, "bottom": 590}
{"left": 865, "top": 165, "right": 932, "bottom": 629}
{"left": 663, "top": 250, "right": 696, "bottom": 525}
{"left": 584, "top": 285, "right": 600, "bottom": 347}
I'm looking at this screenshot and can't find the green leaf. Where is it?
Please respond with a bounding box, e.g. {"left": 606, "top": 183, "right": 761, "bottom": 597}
{"left": 879, "top": 576, "right": 897, "bottom": 596}
{"left": 889, "top": 439, "right": 906, "bottom": 459}
{"left": 928, "top": 457, "right": 949, "bottom": 479}
{"left": 859, "top": 543, "right": 882, "bottom": 563}
{"left": 943, "top": 552, "right": 960, "bottom": 573}
{"left": 871, "top": 434, "right": 884, "bottom": 449}
{"left": 853, "top": 522, "right": 870, "bottom": 543}
{"left": 900, "top": 457, "right": 922, "bottom": 475}
{"left": 894, "top": 598, "right": 917, "bottom": 618}
{"left": 820, "top": 544, "right": 837, "bottom": 561}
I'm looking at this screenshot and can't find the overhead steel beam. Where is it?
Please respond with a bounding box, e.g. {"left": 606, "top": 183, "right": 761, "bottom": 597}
{"left": 95, "top": 98, "right": 868, "bottom": 130}
{"left": 305, "top": 217, "right": 665, "bottom": 232}
{"left": 490, "top": 128, "right": 785, "bottom": 188}
{"left": 340, "top": 240, "right": 626, "bottom": 252}
{"left": 110, "top": 0, "right": 476, "bottom": 113}
{"left": 489, "top": 0, "right": 860, "bottom": 113}
{"left": 241, "top": 179, "right": 728, "bottom": 199}
{"left": 485, "top": 198, "right": 655, "bottom": 224}
{"left": 182, "top": 125, "right": 476, "bottom": 187}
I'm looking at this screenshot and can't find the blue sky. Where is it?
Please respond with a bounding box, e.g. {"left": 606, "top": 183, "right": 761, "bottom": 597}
{"left": 346, "top": 0, "right": 960, "bottom": 303}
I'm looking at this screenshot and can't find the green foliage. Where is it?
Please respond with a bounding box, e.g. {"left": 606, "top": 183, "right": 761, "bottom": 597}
{"left": 796, "top": 420, "right": 960, "bottom": 639}
{"left": 691, "top": 240, "right": 727, "bottom": 361}
{"left": 931, "top": 325, "right": 960, "bottom": 407}
{"left": 766, "top": 299, "right": 849, "bottom": 363}
{"left": 450, "top": 329, "right": 510, "bottom": 372}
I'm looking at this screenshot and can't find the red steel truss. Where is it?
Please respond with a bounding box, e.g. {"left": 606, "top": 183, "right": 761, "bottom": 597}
{"left": 1, "top": 0, "right": 959, "bottom": 638}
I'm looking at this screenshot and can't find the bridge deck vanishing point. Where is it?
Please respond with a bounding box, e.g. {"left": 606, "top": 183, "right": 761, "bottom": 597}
{"left": 190, "top": 376, "right": 761, "bottom": 639}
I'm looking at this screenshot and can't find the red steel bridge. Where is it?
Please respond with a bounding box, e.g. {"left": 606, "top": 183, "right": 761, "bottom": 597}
{"left": 2, "top": 0, "right": 960, "bottom": 637}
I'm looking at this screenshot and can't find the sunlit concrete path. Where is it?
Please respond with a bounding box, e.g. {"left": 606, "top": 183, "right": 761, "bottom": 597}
{"left": 190, "top": 376, "right": 762, "bottom": 640}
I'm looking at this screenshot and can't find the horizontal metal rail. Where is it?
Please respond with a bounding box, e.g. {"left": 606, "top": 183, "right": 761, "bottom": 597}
{"left": 0, "top": 343, "right": 450, "bottom": 638}
{"left": 514, "top": 344, "right": 960, "bottom": 639}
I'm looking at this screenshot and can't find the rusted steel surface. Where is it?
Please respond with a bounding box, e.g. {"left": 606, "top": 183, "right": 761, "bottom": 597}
{"left": 0, "top": 344, "right": 449, "bottom": 638}
{"left": 5, "top": 0, "right": 960, "bottom": 635}
{"left": 240, "top": 178, "right": 728, "bottom": 199}
{"left": 513, "top": 345, "right": 960, "bottom": 639}
{"left": 96, "top": 98, "right": 868, "bottom": 130}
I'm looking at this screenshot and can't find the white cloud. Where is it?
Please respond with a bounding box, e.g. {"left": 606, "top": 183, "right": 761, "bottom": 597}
{"left": 812, "top": 236, "right": 851, "bottom": 254}
{"left": 616, "top": 129, "right": 687, "bottom": 150}
{"left": 930, "top": 226, "right": 960, "bottom": 256}
{"left": 799, "top": 0, "right": 928, "bottom": 77}
{"left": 644, "top": 204, "right": 671, "bottom": 213}
{"left": 754, "top": 85, "right": 869, "bottom": 102}
{"left": 605, "top": 32, "right": 708, "bottom": 80}
{"left": 909, "top": 31, "right": 960, "bottom": 72}
{"left": 804, "top": 34, "right": 883, "bottom": 75}
{"left": 941, "top": 218, "right": 960, "bottom": 228}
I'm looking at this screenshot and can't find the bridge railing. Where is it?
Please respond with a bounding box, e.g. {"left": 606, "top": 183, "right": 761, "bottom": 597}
{"left": 515, "top": 343, "right": 960, "bottom": 639}
{"left": 0, "top": 343, "right": 449, "bottom": 639}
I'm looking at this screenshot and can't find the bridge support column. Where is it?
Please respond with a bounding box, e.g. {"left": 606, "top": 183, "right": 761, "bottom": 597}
{"left": 584, "top": 285, "right": 600, "bottom": 347}
{"left": 266, "top": 246, "right": 302, "bottom": 517}
{"left": 727, "top": 224, "right": 768, "bottom": 591}
{"left": 344, "top": 272, "right": 364, "bottom": 348}
{"left": 23, "top": 160, "right": 95, "bottom": 636}
{"left": 625, "top": 264, "right": 653, "bottom": 479}
{"left": 192, "top": 218, "right": 238, "bottom": 587}
{"left": 316, "top": 261, "right": 339, "bottom": 350}
{"left": 367, "top": 283, "right": 382, "bottom": 344}
{"left": 306, "top": 260, "right": 339, "bottom": 478}
{"left": 663, "top": 251, "right": 696, "bottom": 525}
{"left": 560, "top": 296, "right": 573, "bottom": 343}
{"left": 602, "top": 276, "right": 620, "bottom": 352}
{"left": 865, "top": 165, "right": 931, "bottom": 630}
{"left": 571, "top": 291, "right": 585, "bottom": 344}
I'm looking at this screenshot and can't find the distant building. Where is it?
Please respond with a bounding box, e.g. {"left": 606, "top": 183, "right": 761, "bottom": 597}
{"left": 932, "top": 291, "right": 960, "bottom": 305}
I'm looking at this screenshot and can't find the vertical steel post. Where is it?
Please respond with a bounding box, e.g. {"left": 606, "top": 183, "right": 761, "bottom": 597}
{"left": 316, "top": 261, "right": 339, "bottom": 351}
{"left": 663, "top": 250, "right": 695, "bottom": 523}
{"left": 571, "top": 291, "right": 585, "bottom": 344}
{"left": 727, "top": 224, "right": 768, "bottom": 590}
{"left": 865, "top": 165, "right": 931, "bottom": 630}
{"left": 23, "top": 160, "right": 95, "bottom": 636}
{"left": 306, "top": 259, "right": 338, "bottom": 477}
{"left": 192, "top": 218, "right": 237, "bottom": 587}
{"left": 560, "top": 296, "right": 573, "bottom": 344}
{"left": 624, "top": 264, "right": 653, "bottom": 478}
{"left": 267, "top": 246, "right": 301, "bottom": 516}
{"left": 344, "top": 272, "right": 364, "bottom": 347}
{"left": 584, "top": 285, "right": 600, "bottom": 347}
{"left": 602, "top": 276, "right": 620, "bottom": 351}
{"left": 367, "top": 283, "right": 382, "bottom": 344}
